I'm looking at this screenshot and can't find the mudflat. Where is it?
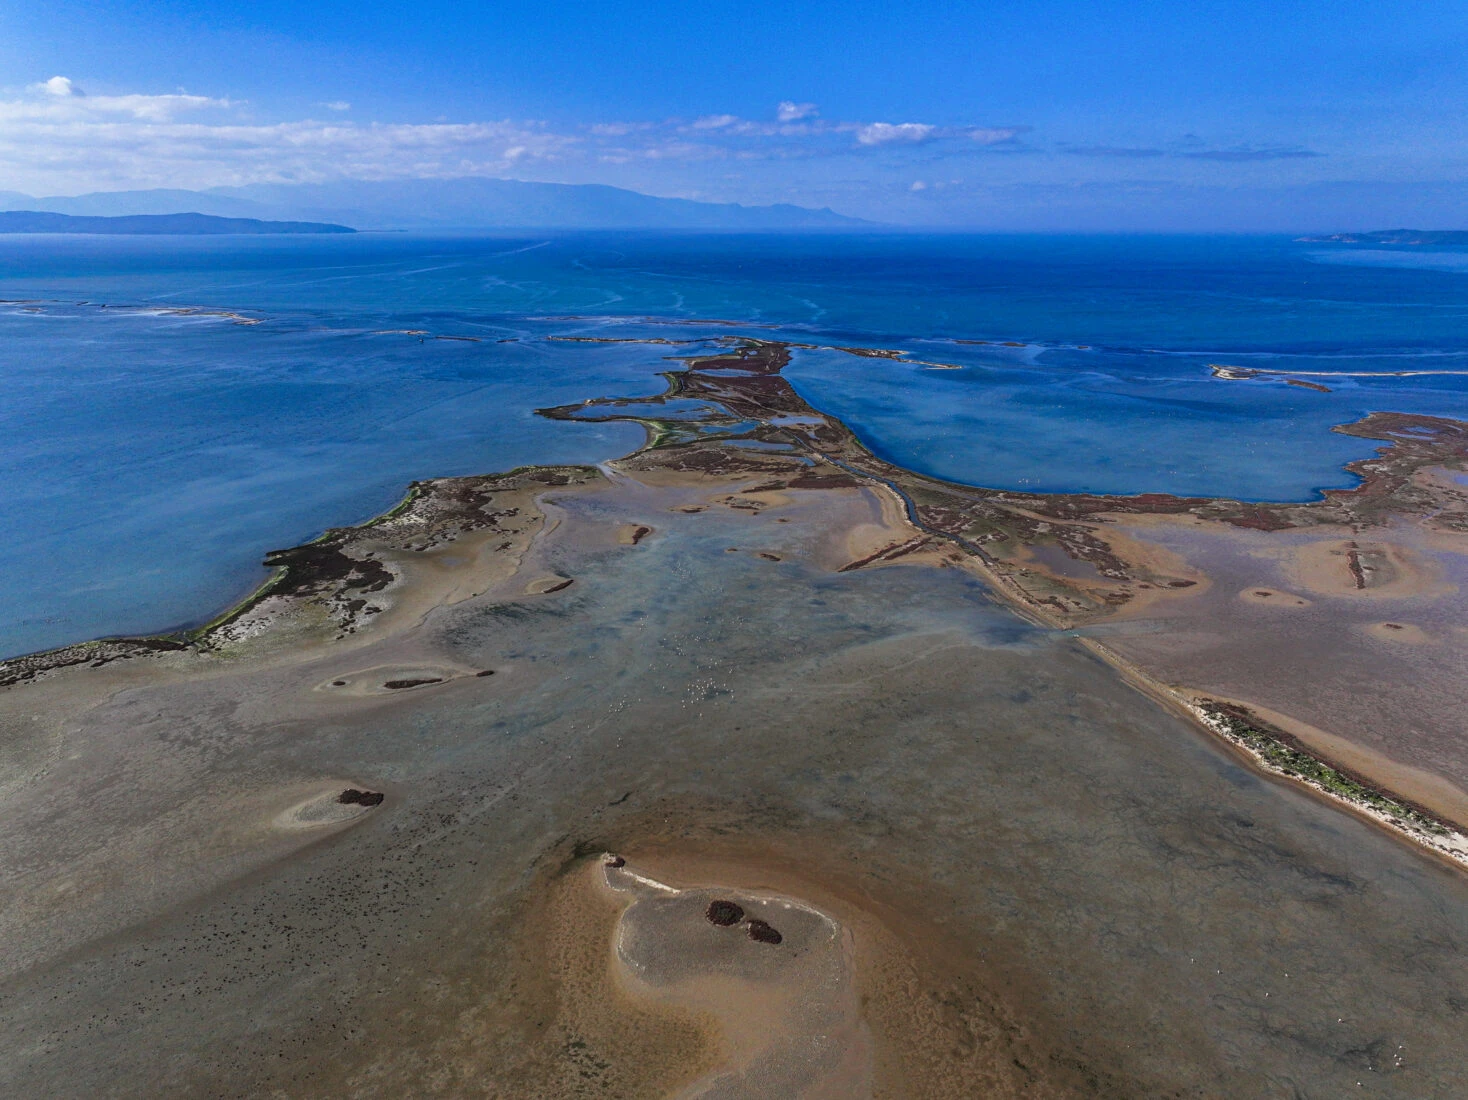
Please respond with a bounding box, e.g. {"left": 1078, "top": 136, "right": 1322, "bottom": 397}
{"left": 2, "top": 337, "right": 1467, "bottom": 1097}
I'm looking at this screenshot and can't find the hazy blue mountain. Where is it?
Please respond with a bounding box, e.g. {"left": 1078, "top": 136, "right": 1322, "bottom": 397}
{"left": 0, "top": 178, "right": 866, "bottom": 229}
{"left": 0, "top": 211, "right": 355, "bottom": 234}
{"left": 209, "top": 178, "right": 866, "bottom": 228}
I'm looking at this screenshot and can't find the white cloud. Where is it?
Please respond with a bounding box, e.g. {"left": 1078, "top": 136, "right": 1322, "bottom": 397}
{"left": 10, "top": 77, "right": 232, "bottom": 123}
{"left": 857, "top": 122, "right": 936, "bottom": 146}
{"left": 0, "top": 78, "right": 1027, "bottom": 195}
{"left": 910, "top": 180, "right": 928, "bottom": 191}
{"left": 36, "top": 76, "right": 82, "bottom": 97}
{"left": 777, "top": 101, "right": 818, "bottom": 122}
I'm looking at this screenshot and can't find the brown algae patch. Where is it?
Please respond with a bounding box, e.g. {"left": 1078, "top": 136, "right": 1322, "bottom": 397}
{"left": 618, "top": 523, "right": 655, "bottom": 545}
{"left": 1363, "top": 621, "right": 1433, "bottom": 644}
{"left": 600, "top": 856, "right": 873, "bottom": 1099}
{"left": 1238, "top": 586, "right": 1312, "bottom": 608}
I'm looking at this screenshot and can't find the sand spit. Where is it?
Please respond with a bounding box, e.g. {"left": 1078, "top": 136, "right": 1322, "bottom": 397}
{"left": 1189, "top": 701, "right": 1468, "bottom": 867}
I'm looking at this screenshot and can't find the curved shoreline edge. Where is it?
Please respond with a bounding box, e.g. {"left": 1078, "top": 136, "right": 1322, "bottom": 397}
{"left": 3, "top": 330, "right": 1467, "bottom": 869}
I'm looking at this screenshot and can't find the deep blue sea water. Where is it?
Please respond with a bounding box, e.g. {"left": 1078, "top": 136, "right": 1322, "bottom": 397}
{"left": 3, "top": 232, "right": 1467, "bottom": 657}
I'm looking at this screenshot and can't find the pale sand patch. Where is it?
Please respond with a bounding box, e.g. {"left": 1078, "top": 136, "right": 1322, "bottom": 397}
{"left": 1362, "top": 621, "right": 1433, "bottom": 644}
{"left": 727, "top": 488, "right": 796, "bottom": 511}
{"left": 1287, "top": 538, "right": 1453, "bottom": 599}
{"left": 617, "top": 523, "right": 655, "bottom": 545}
{"left": 338, "top": 478, "right": 570, "bottom": 641}
{"left": 524, "top": 574, "right": 575, "bottom": 595}
{"left": 272, "top": 782, "right": 383, "bottom": 831}
{"left": 518, "top": 839, "right": 1057, "bottom": 1100}
{"left": 1238, "top": 587, "right": 1312, "bottom": 608}
{"left": 313, "top": 663, "right": 479, "bottom": 697}
{"left": 538, "top": 861, "right": 723, "bottom": 1098}
{"left": 1085, "top": 517, "right": 1209, "bottom": 586}
{"left": 615, "top": 841, "right": 1063, "bottom": 1099}
{"left": 600, "top": 857, "right": 872, "bottom": 1100}
{"left": 839, "top": 484, "right": 919, "bottom": 563}
{"left": 820, "top": 483, "right": 955, "bottom": 575}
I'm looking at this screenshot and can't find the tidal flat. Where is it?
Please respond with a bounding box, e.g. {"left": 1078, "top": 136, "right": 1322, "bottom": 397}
{"left": 2, "top": 337, "right": 1468, "bottom": 1097}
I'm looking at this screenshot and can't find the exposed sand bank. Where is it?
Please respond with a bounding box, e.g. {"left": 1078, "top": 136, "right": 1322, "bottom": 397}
{"left": 599, "top": 856, "right": 872, "bottom": 1099}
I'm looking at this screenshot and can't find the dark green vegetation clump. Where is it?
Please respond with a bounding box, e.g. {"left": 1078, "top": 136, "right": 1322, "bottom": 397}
{"left": 1199, "top": 703, "right": 1448, "bottom": 836}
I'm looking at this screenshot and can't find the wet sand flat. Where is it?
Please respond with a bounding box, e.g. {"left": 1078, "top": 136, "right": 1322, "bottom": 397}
{"left": 1, "top": 464, "right": 1467, "bottom": 1097}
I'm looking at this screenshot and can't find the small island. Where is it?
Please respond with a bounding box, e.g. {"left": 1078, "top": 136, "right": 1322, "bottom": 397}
{"left": 1298, "top": 228, "right": 1468, "bottom": 245}
{"left": 0, "top": 211, "right": 355, "bottom": 235}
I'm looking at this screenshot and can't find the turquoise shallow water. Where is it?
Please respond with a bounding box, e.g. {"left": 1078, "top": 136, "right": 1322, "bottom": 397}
{"left": 2, "top": 231, "right": 1467, "bottom": 656}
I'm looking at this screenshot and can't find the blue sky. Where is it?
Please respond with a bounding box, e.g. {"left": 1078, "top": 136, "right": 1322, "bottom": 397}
{"left": 3, "top": 0, "right": 1467, "bottom": 227}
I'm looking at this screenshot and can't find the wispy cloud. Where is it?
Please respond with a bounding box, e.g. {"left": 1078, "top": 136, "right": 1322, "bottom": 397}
{"left": 1181, "top": 146, "right": 1324, "bottom": 161}
{"left": 1065, "top": 141, "right": 1323, "bottom": 161}
{"left": 857, "top": 122, "right": 1023, "bottom": 146}
{"left": 777, "top": 101, "right": 818, "bottom": 122}
{"left": 0, "top": 81, "right": 575, "bottom": 191}
{"left": 595, "top": 104, "right": 1025, "bottom": 164}
{"left": 1, "top": 78, "right": 1324, "bottom": 205}
{"left": 1064, "top": 145, "right": 1166, "bottom": 158}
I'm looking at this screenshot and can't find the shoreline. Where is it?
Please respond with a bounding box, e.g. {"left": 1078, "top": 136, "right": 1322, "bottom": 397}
{"left": 1074, "top": 636, "right": 1468, "bottom": 872}
{"left": 4, "top": 329, "right": 1467, "bottom": 872}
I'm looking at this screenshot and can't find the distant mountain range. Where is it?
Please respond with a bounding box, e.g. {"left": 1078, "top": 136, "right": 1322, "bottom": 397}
{"left": 0, "top": 178, "right": 866, "bottom": 231}
{"left": 1298, "top": 229, "right": 1468, "bottom": 245}
{"left": 0, "top": 211, "right": 354, "bottom": 235}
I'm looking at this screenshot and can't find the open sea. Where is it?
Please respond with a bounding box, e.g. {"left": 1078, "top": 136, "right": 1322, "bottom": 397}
{"left": 4, "top": 231, "right": 1468, "bottom": 658}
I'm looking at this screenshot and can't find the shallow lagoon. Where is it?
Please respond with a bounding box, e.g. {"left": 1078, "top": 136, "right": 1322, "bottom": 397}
{"left": 4, "top": 231, "right": 1468, "bottom": 656}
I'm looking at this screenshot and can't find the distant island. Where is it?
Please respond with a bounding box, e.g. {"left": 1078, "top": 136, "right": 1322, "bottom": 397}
{"left": 0, "top": 211, "right": 355, "bottom": 235}
{"left": 1298, "top": 229, "right": 1468, "bottom": 245}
